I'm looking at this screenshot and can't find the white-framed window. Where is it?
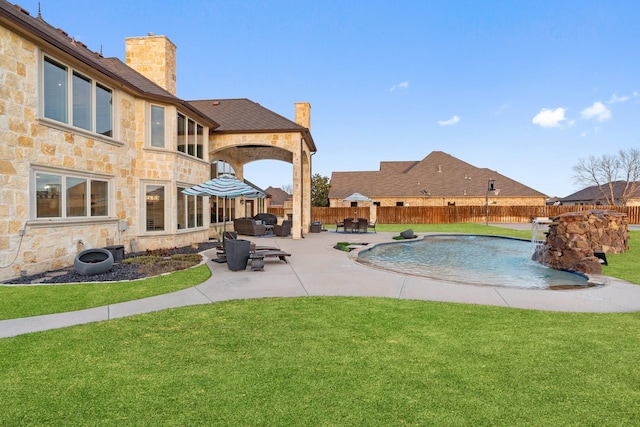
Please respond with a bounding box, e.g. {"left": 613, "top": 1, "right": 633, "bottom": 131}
{"left": 211, "top": 160, "right": 235, "bottom": 177}
{"left": 144, "top": 184, "right": 166, "bottom": 232}
{"left": 33, "top": 168, "right": 110, "bottom": 219}
{"left": 150, "top": 105, "right": 166, "bottom": 148}
{"left": 42, "top": 55, "right": 113, "bottom": 137}
{"left": 177, "top": 112, "right": 204, "bottom": 159}
{"left": 177, "top": 186, "right": 204, "bottom": 230}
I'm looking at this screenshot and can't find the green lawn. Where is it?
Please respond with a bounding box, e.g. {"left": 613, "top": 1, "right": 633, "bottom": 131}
{"left": 1, "top": 224, "right": 639, "bottom": 425}
{"left": 1, "top": 297, "right": 639, "bottom": 426}
{"left": 0, "top": 265, "right": 211, "bottom": 320}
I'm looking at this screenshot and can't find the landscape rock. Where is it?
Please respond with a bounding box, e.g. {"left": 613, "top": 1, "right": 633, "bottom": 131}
{"left": 532, "top": 209, "right": 628, "bottom": 275}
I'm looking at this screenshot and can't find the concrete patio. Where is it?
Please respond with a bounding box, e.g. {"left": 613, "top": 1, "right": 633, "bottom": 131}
{"left": 2, "top": 226, "right": 640, "bottom": 338}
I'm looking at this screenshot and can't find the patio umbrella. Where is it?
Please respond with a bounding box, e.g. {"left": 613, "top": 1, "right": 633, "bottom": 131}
{"left": 343, "top": 192, "right": 374, "bottom": 218}
{"left": 182, "top": 174, "right": 265, "bottom": 238}
{"left": 342, "top": 192, "right": 374, "bottom": 202}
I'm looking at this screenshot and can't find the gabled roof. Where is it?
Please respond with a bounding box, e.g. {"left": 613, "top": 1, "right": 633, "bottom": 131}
{"left": 561, "top": 181, "right": 640, "bottom": 202}
{"left": 265, "top": 186, "right": 291, "bottom": 206}
{"left": 328, "top": 151, "right": 547, "bottom": 199}
{"left": 0, "top": 1, "right": 216, "bottom": 126}
{"left": 188, "top": 99, "right": 317, "bottom": 152}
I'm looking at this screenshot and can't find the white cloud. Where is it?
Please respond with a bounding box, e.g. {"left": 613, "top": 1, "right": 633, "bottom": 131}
{"left": 607, "top": 94, "right": 629, "bottom": 104}
{"left": 437, "top": 115, "right": 460, "bottom": 126}
{"left": 532, "top": 108, "right": 567, "bottom": 128}
{"left": 389, "top": 81, "right": 409, "bottom": 91}
{"left": 581, "top": 101, "right": 611, "bottom": 121}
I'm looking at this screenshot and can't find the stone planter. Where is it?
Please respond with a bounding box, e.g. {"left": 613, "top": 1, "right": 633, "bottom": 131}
{"left": 74, "top": 248, "right": 114, "bottom": 276}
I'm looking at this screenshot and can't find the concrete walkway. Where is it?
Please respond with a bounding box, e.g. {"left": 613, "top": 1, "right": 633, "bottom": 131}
{"left": 2, "top": 227, "right": 640, "bottom": 338}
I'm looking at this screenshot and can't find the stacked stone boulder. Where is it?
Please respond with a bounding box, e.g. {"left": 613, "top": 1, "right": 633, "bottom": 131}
{"left": 532, "top": 209, "right": 628, "bottom": 275}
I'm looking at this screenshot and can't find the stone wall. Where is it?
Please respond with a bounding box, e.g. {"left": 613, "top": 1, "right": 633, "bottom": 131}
{"left": 532, "top": 209, "right": 628, "bottom": 274}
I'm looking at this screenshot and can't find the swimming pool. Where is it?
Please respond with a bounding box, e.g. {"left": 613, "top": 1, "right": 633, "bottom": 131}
{"left": 357, "top": 235, "right": 591, "bottom": 289}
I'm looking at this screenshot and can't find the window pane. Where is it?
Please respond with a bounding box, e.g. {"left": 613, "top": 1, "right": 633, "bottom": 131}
{"left": 72, "top": 72, "right": 92, "bottom": 130}
{"left": 146, "top": 185, "right": 165, "bottom": 231}
{"left": 177, "top": 114, "right": 186, "bottom": 153}
{"left": 66, "top": 177, "right": 87, "bottom": 217}
{"left": 187, "top": 194, "right": 195, "bottom": 228}
{"left": 151, "top": 105, "right": 165, "bottom": 147}
{"left": 96, "top": 83, "right": 113, "bottom": 137}
{"left": 43, "top": 57, "right": 68, "bottom": 123}
{"left": 187, "top": 119, "right": 195, "bottom": 156}
{"left": 91, "top": 180, "right": 108, "bottom": 216}
{"left": 196, "top": 124, "right": 204, "bottom": 159}
{"left": 196, "top": 195, "right": 203, "bottom": 227}
{"left": 177, "top": 188, "right": 186, "bottom": 230}
{"left": 36, "top": 173, "right": 62, "bottom": 218}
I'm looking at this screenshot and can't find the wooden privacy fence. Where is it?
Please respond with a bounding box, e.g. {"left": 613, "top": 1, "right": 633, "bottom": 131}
{"left": 375, "top": 205, "right": 640, "bottom": 224}
{"left": 268, "top": 205, "right": 640, "bottom": 224}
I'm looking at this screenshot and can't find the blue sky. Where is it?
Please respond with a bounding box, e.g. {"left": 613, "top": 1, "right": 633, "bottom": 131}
{"left": 23, "top": 0, "right": 639, "bottom": 197}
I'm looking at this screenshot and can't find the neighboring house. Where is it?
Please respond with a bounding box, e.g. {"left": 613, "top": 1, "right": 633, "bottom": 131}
{"left": 328, "top": 151, "right": 548, "bottom": 207}
{"left": 265, "top": 187, "right": 291, "bottom": 207}
{"left": 0, "top": 1, "right": 316, "bottom": 281}
{"left": 560, "top": 181, "right": 640, "bottom": 206}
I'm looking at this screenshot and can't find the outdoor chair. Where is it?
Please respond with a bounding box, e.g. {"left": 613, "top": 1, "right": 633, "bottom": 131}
{"left": 343, "top": 218, "right": 355, "bottom": 232}
{"left": 367, "top": 220, "right": 377, "bottom": 233}
{"left": 335, "top": 219, "right": 344, "bottom": 233}
{"left": 357, "top": 218, "right": 368, "bottom": 233}
{"left": 273, "top": 220, "right": 292, "bottom": 237}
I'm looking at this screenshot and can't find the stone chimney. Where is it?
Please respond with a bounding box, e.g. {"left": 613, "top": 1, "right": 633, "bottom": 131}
{"left": 125, "top": 34, "right": 177, "bottom": 95}
{"left": 294, "top": 102, "right": 311, "bottom": 129}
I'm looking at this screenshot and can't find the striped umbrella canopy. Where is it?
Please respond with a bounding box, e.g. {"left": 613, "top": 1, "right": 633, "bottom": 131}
{"left": 182, "top": 174, "right": 265, "bottom": 199}
{"left": 182, "top": 174, "right": 265, "bottom": 239}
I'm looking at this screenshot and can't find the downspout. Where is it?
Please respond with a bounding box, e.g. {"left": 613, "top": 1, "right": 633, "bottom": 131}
{"left": 310, "top": 148, "right": 317, "bottom": 229}
{"left": 300, "top": 138, "right": 305, "bottom": 238}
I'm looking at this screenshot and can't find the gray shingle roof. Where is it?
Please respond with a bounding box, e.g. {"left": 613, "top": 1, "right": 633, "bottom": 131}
{"left": 561, "top": 181, "right": 640, "bottom": 202}
{"left": 188, "top": 98, "right": 316, "bottom": 151}
{"left": 328, "top": 151, "right": 548, "bottom": 199}
{"left": 265, "top": 186, "right": 291, "bottom": 206}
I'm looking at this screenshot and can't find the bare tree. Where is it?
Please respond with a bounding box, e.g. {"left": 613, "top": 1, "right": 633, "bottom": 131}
{"left": 573, "top": 148, "right": 640, "bottom": 206}
{"left": 281, "top": 184, "right": 293, "bottom": 194}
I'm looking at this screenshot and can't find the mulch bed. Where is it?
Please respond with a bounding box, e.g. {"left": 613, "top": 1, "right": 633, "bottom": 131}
{"left": 2, "top": 242, "right": 219, "bottom": 285}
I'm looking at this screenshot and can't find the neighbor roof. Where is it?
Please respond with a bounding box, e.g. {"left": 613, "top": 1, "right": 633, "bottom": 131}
{"left": 328, "top": 151, "right": 547, "bottom": 199}
{"left": 265, "top": 186, "right": 291, "bottom": 206}
{"left": 188, "top": 99, "right": 316, "bottom": 152}
{"left": 561, "top": 181, "right": 640, "bottom": 202}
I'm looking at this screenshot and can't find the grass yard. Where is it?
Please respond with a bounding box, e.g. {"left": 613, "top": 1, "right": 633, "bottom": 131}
{"left": 1, "top": 297, "right": 639, "bottom": 426}
{"left": 0, "top": 265, "right": 211, "bottom": 320}
{"left": 1, "top": 223, "right": 639, "bottom": 425}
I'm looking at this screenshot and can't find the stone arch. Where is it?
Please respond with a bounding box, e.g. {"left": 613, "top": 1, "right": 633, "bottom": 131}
{"left": 208, "top": 132, "right": 312, "bottom": 239}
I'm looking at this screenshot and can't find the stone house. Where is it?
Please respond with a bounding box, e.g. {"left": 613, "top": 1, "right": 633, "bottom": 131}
{"left": 0, "top": 1, "right": 316, "bottom": 281}
{"left": 329, "top": 151, "right": 547, "bottom": 208}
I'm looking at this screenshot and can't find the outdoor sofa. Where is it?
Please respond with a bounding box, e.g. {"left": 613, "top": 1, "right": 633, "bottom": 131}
{"left": 233, "top": 218, "right": 267, "bottom": 236}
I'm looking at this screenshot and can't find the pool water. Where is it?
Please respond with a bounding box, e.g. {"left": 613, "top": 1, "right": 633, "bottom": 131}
{"left": 357, "top": 235, "right": 590, "bottom": 289}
